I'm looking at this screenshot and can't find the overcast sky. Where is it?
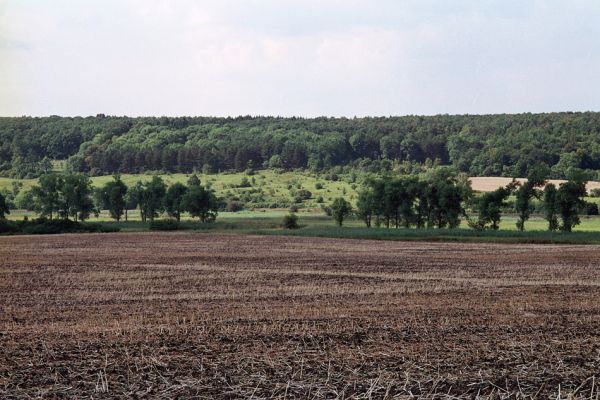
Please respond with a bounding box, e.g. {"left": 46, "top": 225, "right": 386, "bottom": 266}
{"left": 1, "top": 0, "right": 599, "bottom": 117}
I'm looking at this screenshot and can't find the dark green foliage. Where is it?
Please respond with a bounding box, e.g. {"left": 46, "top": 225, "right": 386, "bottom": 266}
{"left": 282, "top": 213, "right": 299, "bottom": 229}
{"left": 31, "top": 174, "right": 62, "bottom": 219}
{"left": 31, "top": 173, "right": 94, "bottom": 221}
{"left": 358, "top": 169, "right": 468, "bottom": 229}
{"left": 590, "top": 188, "right": 600, "bottom": 198}
{"left": 60, "top": 174, "right": 95, "bottom": 221}
{"left": 3, "top": 113, "right": 600, "bottom": 179}
{"left": 182, "top": 184, "right": 218, "bottom": 222}
{"left": 14, "top": 189, "right": 35, "bottom": 210}
{"left": 164, "top": 182, "right": 188, "bottom": 221}
{"left": 238, "top": 177, "right": 251, "bottom": 188}
{"left": 98, "top": 174, "right": 128, "bottom": 221}
{"left": 0, "top": 219, "right": 18, "bottom": 233}
{"left": 356, "top": 188, "right": 376, "bottom": 227}
{"left": 514, "top": 166, "right": 548, "bottom": 231}
{"left": 123, "top": 185, "right": 140, "bottom": 221}
{"left": 584, "top": 202, "right": 599, "bottom": 216}
{"left": 293, "top": 189, "right": 312, "bottom": 203}
{"left": 556, "top": 179, "right": 587, "bottom": 232}
{"left": 471, "top": 183, "right": 515, "bottom": 230}
{"left": 225, "top": 200, "right": 243, "bottom": 213}
{"left": 149, "top": 219, "right": 180, "bottom": 231}
{"left": 0, "top": 192, "right": 9, "bottom": 219}
{"left": 187, "top": 174, "right": 201, "bottom": 187}
{"left": 139, "top": 176, "right": 167, "bottom": 222}
{"left": 330, "top": 197, "right": 353, "bottom": 226}
{"left": 0, "top": 218, "right": 120, "bottom": 235}
{"left": 542, "top": 183, "right": 560, "bottom": 231}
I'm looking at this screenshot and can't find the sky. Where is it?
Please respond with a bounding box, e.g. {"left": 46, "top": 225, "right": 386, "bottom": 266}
{"left": 1, "top": 0, "right": 599, "bottom": 117}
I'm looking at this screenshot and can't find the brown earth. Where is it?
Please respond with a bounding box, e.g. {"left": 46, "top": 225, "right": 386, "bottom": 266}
{"left": 1, "top": 232, "right": 600, "bottom": 398}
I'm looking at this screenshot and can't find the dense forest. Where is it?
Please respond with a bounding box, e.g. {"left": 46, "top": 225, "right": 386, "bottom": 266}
{"left": 1, "top": 113, "right": 600, "bottom": 179}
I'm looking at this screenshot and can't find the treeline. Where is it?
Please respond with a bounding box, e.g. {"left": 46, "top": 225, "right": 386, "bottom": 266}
{"left": 340, "top": 167, "right": 592, "bottom": 232}
{"left": 2, "top": 113, "right": 600, "bottom": 179}
{"left": 0, "top": 173, "right": 218, "bottom": 225}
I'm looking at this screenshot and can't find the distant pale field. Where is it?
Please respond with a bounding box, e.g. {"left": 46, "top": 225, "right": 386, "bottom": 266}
{"left": 469, "top": 176, "right": 600, "bottom": 192}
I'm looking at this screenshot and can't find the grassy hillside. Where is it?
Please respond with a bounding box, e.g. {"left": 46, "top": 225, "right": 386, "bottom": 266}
{"left": 1, "top": 170, "right": 358, "bottom": 209}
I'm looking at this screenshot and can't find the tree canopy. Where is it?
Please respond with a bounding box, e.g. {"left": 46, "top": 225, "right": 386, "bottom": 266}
{"left": 3, "top": 113, "right": 600, "bottom": 179}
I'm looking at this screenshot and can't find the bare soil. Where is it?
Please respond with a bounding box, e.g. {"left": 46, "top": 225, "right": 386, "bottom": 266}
{"left": 1, "top": 232, "right": 600, "bottom": 398}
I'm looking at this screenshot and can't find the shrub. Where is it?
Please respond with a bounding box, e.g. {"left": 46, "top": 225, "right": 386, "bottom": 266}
{"left": 584, "top": 201, "right": 599, "bottom": 216}
{"left": 289, "top": 204, "right": 299, "bottom": 213}
{"left": 321, "top": 204, "right": 332, "bottom": 216}
{"left": 283, "top": 213, "right": 299, "bottom": 229}
{"left": 13, "top": 218, "right": 121, "bottom": 235}
{"left": 238, "top": 177, "right": 251, "bottom": 188}
{"left": 0, "top": 219, "right": 19, "bottom": 234}
{"left": 294, "top": 189, "right": 312, "bottom": 203}
{"left": 149, "top": 219, "right": 180, "bottom": 231}
{"left": 226, "top": 200, "right": 244, "bottom": 212}
{"left": 315, "top": 182, "right": 324, "bottom": 190}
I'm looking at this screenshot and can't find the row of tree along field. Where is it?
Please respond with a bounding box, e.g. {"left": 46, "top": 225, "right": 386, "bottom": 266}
{"left": 337, "top": 166, "right": 592, "bottom": 232}
{"left": 0, "top": 174, "right": 218, "bottom": 225}
{"left": 3, "top": 113, "right": 600, "bottom": 180}
{"left": 0, "top": 167, "right": 593, "bottom": 233}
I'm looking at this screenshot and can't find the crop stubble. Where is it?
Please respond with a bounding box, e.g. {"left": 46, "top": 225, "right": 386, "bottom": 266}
{"left": 1, "top": 233, "right": 600, "bottom": 398}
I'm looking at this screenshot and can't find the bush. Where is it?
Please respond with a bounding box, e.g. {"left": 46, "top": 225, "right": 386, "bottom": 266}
{"left": 149, "top": 219, "right": 180, "bottom": 231}
{"left": 590, "top": 188, "right": 600, "bottom": 198}
{"left": 289, "top": 204, "right": 299, "bottom": 213}
{"left": 584, "top": 202, "right": 599, "bottom": 216}
{"left": 294, "top": 189, "right": 312, "bottom": 203}
{"left": 0, "top": 219, "right": 19, "bottom": 234}
{"left": 321, "top": 204, "right": 332, "bottom": 216}
{"left": 283, "top": 213, "right": 299, "bottom": 229}
{"left": 315, "top": 182, "right": 324, "bottom": 190}
{"left": 12, "top": 218, "right": 120, "bottom": 235}
{"left": 238, "top": 177, "right": 251, "bottom": 188}
{"left": 226, "top": 200, "right": 244, "bottom": 212}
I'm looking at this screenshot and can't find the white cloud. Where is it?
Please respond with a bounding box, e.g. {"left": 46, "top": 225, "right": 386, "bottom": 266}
{"left": 1, "top": 0, "right": 599, "bottom": 116}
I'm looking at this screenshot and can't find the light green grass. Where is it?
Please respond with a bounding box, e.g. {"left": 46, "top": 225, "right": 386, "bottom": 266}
{"left": 1, "top": 170, "right": 358, "bottom": 208}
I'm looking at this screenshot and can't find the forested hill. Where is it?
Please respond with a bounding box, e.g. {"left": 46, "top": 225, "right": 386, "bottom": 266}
{"left": 1, "top": 113, "right": 600, "bottom": 179}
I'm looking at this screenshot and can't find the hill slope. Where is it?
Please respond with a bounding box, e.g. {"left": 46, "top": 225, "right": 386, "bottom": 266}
{"left": 2, "top": 113, "right": 600, "bottom": 179}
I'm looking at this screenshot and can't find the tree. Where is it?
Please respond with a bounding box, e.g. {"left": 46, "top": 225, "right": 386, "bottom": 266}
{"left": 556, "top": 179, "right": 586, "bottom": 232}
{"left": 0, "top": 192, "right": 9, "bottom": 219}
{"left": 14, "top": 189, "right": 36, "bottom": 211}
{"left": 356, "top": 188, "right": 376, "bottom": 227}
{"left": 542, "top": 183, "right": 559, "bottom": 231}
{"left": 283, "top": 213, "right": 299, "bottom": 229}
{"left": 472, "top": 184, "right": 514, "bottom": 230}
{"left": 123, "top": 187, "right": 139, "bottom": 222}
{"left": 164, "top": 182, "right": 188, "bottom": 221}
{"left": 31, "top": 174, "right": 63, "bottom": 220}
{"left": 139, "top": 176, "right": 167, "bottom": 222}
{"left": 514, "top": 166, "right": 548, "bottom": 231}
{"left": 330, "top": 197, "right": 352, "bottom": 226}
{"left": 182, "top": 184, "right": 218, "bottom": 222}
{"left": 187, "top": 174, "right": 201, "bottom": 187}
{"left": 60, "top": 174, "right": 94, "bottom": 221}
{"left": 99, "top": 174, "right": 128, "bottom": 221}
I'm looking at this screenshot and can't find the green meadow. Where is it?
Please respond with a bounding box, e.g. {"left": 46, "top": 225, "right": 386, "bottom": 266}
{"left": 4, "top": 170, "right": 600, "bottom": 242}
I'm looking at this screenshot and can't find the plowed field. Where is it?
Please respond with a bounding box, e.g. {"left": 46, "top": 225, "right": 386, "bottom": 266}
{"left": 1, "top": 233, "right": 600, "bottom": 398}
